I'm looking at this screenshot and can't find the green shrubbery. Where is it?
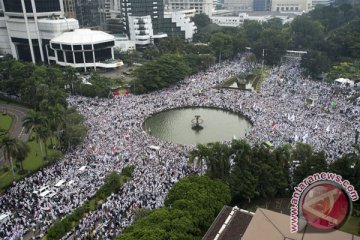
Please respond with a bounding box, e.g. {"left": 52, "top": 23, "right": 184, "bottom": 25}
{"left": 47, "top": 168, "right": 134, "bottom": 240}
{"left": 116, "top": 176, "right": 231, "bottom": 240}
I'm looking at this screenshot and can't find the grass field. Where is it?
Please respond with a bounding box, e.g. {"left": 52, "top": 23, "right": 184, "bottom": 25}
{"left": 0, "top": 134, "right": 60, "bottom": 190}
{"left": 0, "top": 112, "right": 12, "bottom": 131}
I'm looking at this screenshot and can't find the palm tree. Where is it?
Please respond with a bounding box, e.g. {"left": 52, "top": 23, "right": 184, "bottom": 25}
{"left": 37, "top": 125, "right": 51, "bottom": 160}
{"left": 0, "top": 136, "right": 29, "bottom": 179}
{"left": 47, "top": 104, "right": 65, "bottom": 147}
{"left": 189, "top": 144, "right": 210, "bottom": 174}
{"left": 23, "top": 110, "right": 49, "bottom": 158}
{"left": 23, "top": 110, "right": 47, "bottom": 133}
{"left": 14, "top": 141, "right": 30, "bottom": 171}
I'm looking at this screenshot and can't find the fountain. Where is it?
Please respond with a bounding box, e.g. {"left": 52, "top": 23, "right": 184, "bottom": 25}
{"left": 191, "top": 115, "right": 204, "bottom": 131}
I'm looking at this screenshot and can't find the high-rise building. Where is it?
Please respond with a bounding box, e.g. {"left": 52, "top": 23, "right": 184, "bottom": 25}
{"left": 63, "top": 0, "right": 76, "bottom": 18}
{"left": 120, "top": 0, "right": 196, "bottom": 46}
{"left": 0, "top": 0, "right": 120, "bottom": 70}
{"left": 0, "top": 0, "right": 75, "bottom": 63}
{"left": 75, "top": 0, "right": 100, "bottom": 28}
{"left": 99, "top": 0, "right": 111, "bottom": 29}
{"left": 164, "top": 0, "right": 214, "bottom": 16}
{"left": 224, "top": 0, "right": 253, "bottom": 11}
{"left": 312, "top": 0, "right": 335, "bottom": 8}
{"left": 253, "top": 0, "right": 270, "bottom": 11}
{"left": 271, "top": 0, "right": 312, "bottom": 12}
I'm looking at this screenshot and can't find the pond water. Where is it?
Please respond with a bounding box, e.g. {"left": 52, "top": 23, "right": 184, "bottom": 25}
{"left": 143, "top": 107, "right": 252, "bottom": 145}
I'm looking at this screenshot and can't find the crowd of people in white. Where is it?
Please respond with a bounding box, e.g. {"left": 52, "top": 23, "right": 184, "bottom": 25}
{"left": 0, "top": 55, "right": 359, "bottom": 240}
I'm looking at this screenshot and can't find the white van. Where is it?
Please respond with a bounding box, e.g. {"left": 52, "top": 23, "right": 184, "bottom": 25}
{"left": 0, "top": 213, "right": 10, "bottom": 224}
{"left": 33, "top": 186, "right": 49, "bottom": 196}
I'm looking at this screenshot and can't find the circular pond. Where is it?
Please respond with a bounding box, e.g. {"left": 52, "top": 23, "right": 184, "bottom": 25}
{"left": 143, "top": 107, "right": 252, "bottom": 145}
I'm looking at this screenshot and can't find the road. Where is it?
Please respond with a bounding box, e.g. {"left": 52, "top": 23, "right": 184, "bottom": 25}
{"left": 0, "top": 102, "right": 30, "bottom": 167}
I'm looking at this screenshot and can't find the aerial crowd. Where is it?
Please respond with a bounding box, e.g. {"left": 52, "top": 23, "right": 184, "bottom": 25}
{"left": 0, "top": 55, "right": 359, "bottom": 240}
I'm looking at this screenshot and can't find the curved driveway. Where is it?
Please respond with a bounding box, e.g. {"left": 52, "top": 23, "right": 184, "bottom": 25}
{"left": 0, "top": 102, "right": 30, "bottom": 166}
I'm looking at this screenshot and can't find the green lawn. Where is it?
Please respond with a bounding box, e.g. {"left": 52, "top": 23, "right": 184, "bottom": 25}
{"left": 0, "top": 134, "right": 60, "bottom": 190}
{"left": 0, "top": 112, "right": 12, "bottom": 131}
{"left": 22, "top": 137, "right": 46, "bottom": 171}
{"left": 341, "top": 216, "right": 360, "bottom": 236}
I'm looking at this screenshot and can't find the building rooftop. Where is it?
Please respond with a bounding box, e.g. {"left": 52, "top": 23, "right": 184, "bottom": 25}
{"left": 202, "top": 206, "right": 254, "bottom": 240}
{"left": 51, "top": 29, "right": 114, "bottom": 45}
{"left": 242, "top": 208, "right": 360, "bottom": 240}
{"left": 212, "top": 10, "right": 301, "bottom": 17}
{"left": 37, "top": 17, "right": 78, "bottom": 24}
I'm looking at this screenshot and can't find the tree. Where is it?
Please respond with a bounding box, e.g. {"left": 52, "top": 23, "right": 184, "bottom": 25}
{"left": 14, "top": 140, "right": 30, "bottom": 172}
{"left": 201, "top": 142, "right": 230, "bottom": 181}
{"left": 37, "top": 125, "right": 52, "bottom": 159}
{"left": 210, "top": 32, "right": 234, "bottom": 62}
{"left": 301, "top": 50, "right": 331, "bottom": 78}
{"left": 132, "top": 54, "right": 191, "bottom": 94}
{"left": 326, "top": 18, "right": 360, "bottom": 60}
{"left": 62, "top": 124, "right": 87, "bottom": 150}
{"left": 4, "top": 61, "right": 34, "bottom": 95}
{"left": 158, "top": 37, "right": 185, "bottom": 55}
{"left": 23, "top": 110, "right": 50, "bottom": 158}
{"left": 228, "top": 140, "right": 259, "bottom": 203}
{"left": 242, "top": 20, "right": 263, "bottom": 43}
{"left": 0, "top": 136, "right": 29, "bottom": 179}
{"left": 184, "top": 54, "right": 215, "bottom": 74}
{"left": 292, "top": 143, "right": 328, "bottom": 185}
{"left": 118, "top": 209, "right": 196, "bottom": 240}
{"left": 290, "top": 15, "right": 325, "bottom": 50}
{"left": 192, "top": 13, "right": 211, "bottom": 28}
{"left": 143, "top": 46, "right": 160, "bottom": 60}
{"left": 63, "top": 66, "right": 80, "bottom": 94}
{"left": 164, "top": 175, "right": 231, "bottom": 233}
{"left": 118, "top": 176, "right": 230, "bottom": 240}
{"left": 253, "top": 28, "right": 288, "bottom": 65}
{"left": 263, "top": 18, "right": 283, "bottom": 30}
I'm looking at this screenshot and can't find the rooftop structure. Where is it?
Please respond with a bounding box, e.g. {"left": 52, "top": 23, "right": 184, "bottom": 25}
{"left": 224, "top": 0, "right": 253, "bottom": 11}
{"left": 202, "top": 206, "right": 254, "bottom": 240}
{"left": 121, "top": 0, "right": 196, "bottom": 46}
{"left": 244, "top": 208, "right": 359, "bottom": 240}
{"left": 50, "top": 29, "right": 122, "bottom": 70}
{"left": 164, "top": 0, "right": 214, "bottom": 16}
{"left": 271, "top": 0, "right": 312, "bottom": 12}
{"left": 211, "top": 11, "right": 300, "bottom": 27}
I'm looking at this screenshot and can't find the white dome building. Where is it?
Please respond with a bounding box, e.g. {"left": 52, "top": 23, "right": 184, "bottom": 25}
{"left": 50, "top": 29, "right": 123, "bottom": 70}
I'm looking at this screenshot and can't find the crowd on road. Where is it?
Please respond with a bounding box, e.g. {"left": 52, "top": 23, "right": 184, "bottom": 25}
{"left": 0, "top": 55, "right": 359, "bottom": 240}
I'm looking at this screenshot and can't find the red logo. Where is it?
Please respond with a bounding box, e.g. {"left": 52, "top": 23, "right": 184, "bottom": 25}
{"left": 301, "top": 182, "right": 350, "bottom": 230}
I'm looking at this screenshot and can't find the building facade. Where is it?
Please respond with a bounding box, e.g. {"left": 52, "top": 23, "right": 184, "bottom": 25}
{"left": 0, "top": 0, "right": 120, "bottom": 70}
{"left": 63, "top": 0, "right": 76, "bottom": 18}
{"left": 75, "top": 0, "right": 100, "bottom": 28}
{"left": 0, "top": 0, "right": 73, "bottom": 63}
{"left": 271, "top": 0, "right": 312, "bottom": 12}
{"left": 253, "top": 0, "right": 271, "bottom": 11}
{"left": 312, "top": 0, "right": 335, "bottom": 8}
{"left": 211, "top": 11, "right": 299, "bottom": 27}
{"left": 50, "top": 29, "right": 122, "bottom": 70}
{"left": 120, "top": 0, "right": 196, "bottom": 46}
{"left": 164, "top": 9, "right": 196, "bottom": 40}
{"left": 223, "top": 0, "right": 253, "bottom": 11}
{"left": 164, "top": 0, "right": 214, "bottom": 16}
